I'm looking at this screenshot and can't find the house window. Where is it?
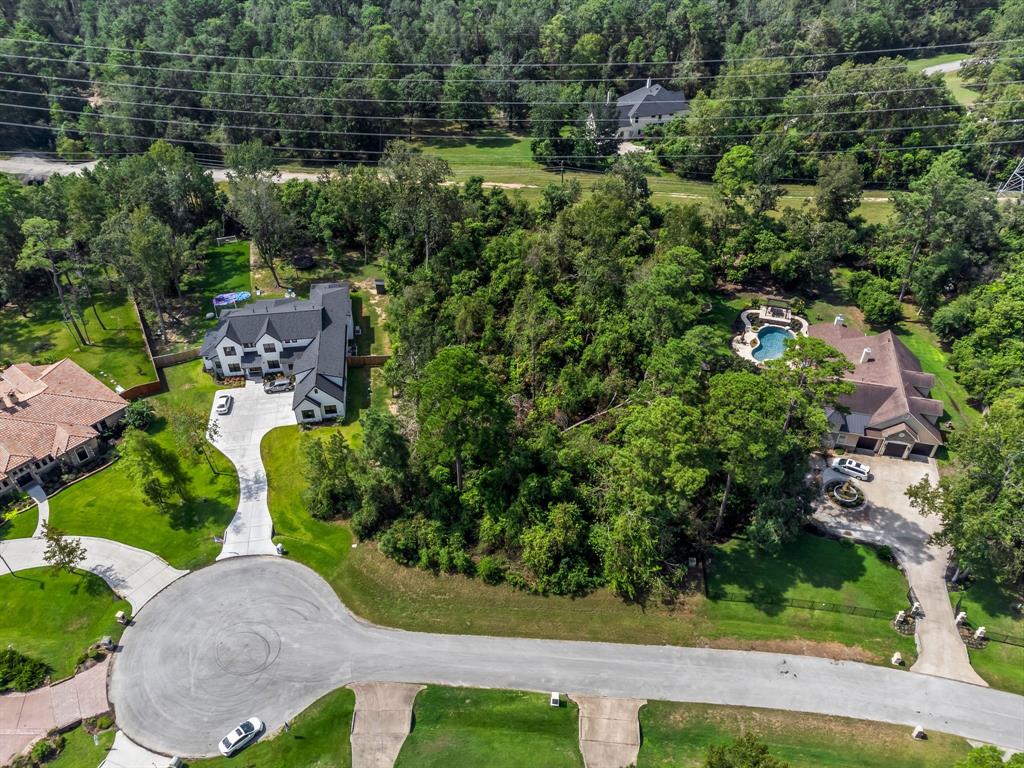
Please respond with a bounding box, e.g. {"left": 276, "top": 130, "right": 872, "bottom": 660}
{"left": 223, "top": 345, "right": 237, "bottom": 356}
{"left": 243, "top": 342, "right": 256, "bottom": 349}
{"left": 324, "top": 405, "right": 338, "bottom": 416}
{"left": 228, "top": 363, "right": 242, "bottom": 373}
{"left": 267, "top": 360, "right": 280, "bottom": 369}
{"left": 263, "top": 343, "right": 275, "bottom": 353}
{"left": 76, "top": 448, "right": 89, "bottom": 462}
{"left": 301, "top": 409, "right": 315, "bottom": 420}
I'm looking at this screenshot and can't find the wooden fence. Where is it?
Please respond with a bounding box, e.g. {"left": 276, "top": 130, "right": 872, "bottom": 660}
{"left": 348, "top": 354, "right": 391, "bottom": 368}
{"left": 153, "top": 348, "right": 201, "bottom": 368}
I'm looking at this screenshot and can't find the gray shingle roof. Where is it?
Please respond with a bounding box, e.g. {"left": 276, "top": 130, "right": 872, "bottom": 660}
{"left": 615, "top": 82, "right": 689, "bottom": 128}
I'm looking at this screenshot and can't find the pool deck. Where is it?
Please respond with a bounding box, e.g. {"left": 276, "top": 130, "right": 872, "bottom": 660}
{"left": 732, "top": 309, "right": 809, "bottom": 365}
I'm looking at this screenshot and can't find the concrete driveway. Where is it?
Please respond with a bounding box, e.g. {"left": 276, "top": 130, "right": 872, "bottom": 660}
{"left": 815, "top": 455, "right": 986, "bottom": 685}
{"left": 108, "top": 557, "right": 1024, "bottom": 758}
{"left": 208, "top": 381, "right": 296, "bottom": 559}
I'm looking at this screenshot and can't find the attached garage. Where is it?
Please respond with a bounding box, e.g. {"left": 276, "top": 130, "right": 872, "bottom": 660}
{"left": 910, "top": 442, "right": 936, "bottom": 457}
{"left": 856, "top": 436, "right": 880, "bottom": 452}
{"left": 883, "top": 441, "right": 908, "bottom": 457}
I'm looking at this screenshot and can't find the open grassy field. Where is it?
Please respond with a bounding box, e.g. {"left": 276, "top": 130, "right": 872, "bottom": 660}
{"left": 637, "top": 701, "right": 972, "bottom": 767}
{"left": 0, "top": 567, "right": 128, "bottom": 679}
{"left": 952, "top": 580, "right": 1024, "bottom": 695}
{"left": 0, "top": 290, "right": 155, "bottom": 389}
{"left": 187, "top": 687, "right": 355, "bottom": 768}
{"left": 47, "top": 727, "right": 116, "bottom": 768}
{"left": 264, "top": 425, "right": 914, "bottom": 664}
{"left": 395, "top": 687, "right": 582, "bottom": 768}
{"left": 413, "top": 135, "right": 895, "bottom": 223}
{"left": 906, "top": 54, "right": 978, "bottom": 106}
{"left": 48, "top": 362, "right": 239, "bottom": 570}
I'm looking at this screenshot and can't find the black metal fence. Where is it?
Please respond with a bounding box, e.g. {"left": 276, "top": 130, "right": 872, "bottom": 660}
{"left": 713, "top": 591, "right": 894, "bottom": 620}
{"left": 985, "top": 631, "right": 1024, "bottom": 647}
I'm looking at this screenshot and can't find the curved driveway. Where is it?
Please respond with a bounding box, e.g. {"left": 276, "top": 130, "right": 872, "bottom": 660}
{"left": 109, "top": 557, "right": 1024, "bottom": 758}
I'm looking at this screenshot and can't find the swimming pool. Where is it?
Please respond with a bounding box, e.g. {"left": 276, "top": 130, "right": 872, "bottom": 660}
{"left": 752, "top": 325, "right": 795, "bottom": 362}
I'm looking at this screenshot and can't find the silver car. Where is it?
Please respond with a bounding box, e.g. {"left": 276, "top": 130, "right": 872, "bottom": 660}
{"left": 218, "top": 717, "right": 263, "bottom": 756}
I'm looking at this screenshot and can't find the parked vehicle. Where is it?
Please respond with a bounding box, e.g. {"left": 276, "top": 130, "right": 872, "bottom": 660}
{"left": 830, "top": 457, "right": 871, "bottom": 480}
{"left": 214, "top": 393, "right": 233, "bottom": 414}
{"left": 263, "top": 379, "right": 294, "bottom": 394}
{"left": 219, "top": 717, "right": 263, "bottom": 756}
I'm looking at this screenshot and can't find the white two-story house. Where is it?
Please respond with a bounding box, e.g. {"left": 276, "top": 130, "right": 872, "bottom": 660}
{"left": 200, "top": 283, "right": 354, "bottom": 423}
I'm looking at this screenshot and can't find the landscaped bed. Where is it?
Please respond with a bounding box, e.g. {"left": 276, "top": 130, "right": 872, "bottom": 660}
{"left": 637, "top": 701, "right": 972, "bottom": 767}
{"left": 0, "top": 568, "right": 128, "bottom": 681}
{"left": 47, "top": 362, "right": 239, "bottom": 570}
{"left": 395, "top": 687, "right": 582, "bottom": 768}
{"left": 951, "top": 579, "right": 1024, "bottom": 695}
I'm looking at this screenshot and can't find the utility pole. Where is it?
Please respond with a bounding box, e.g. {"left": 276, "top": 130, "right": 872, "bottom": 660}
{"left": 560, "top": 161, "right": 564, "bottom": 186}
{"left": 997, "top": 156, "right": 1024, "bottom": 198}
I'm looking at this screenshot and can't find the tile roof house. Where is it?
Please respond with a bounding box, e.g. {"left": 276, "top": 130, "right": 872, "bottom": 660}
{"left": 808, "top": 322, "right": 945, "bottom": 459}
{"left": 0, "top": 359, "right": 127, "bottom": 495}
{"left": 613, "top": 79, "right": 689, "bottom": 139}
{"left": 200, "top": 283, "right": 353, "bottom": 423}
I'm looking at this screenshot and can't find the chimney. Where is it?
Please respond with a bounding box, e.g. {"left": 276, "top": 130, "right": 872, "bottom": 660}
{"left": 860, "top": 347, "right": 872, "bottom": 364}
{"left": 834, "top": 314, "right": 843, "bottom": 326}
{"left": 606, "top": 89, "right": 612, "bottom": 104}
{"left": 646, "top": 77, "right": 652, "bottom": 89}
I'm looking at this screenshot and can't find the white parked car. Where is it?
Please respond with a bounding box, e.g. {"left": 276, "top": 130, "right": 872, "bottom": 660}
{"left": 218, "top": 717, "right": 263, "bottom": 756}
{"left": 830, "top": 456, "right": 871, "bottom": 480}
{"left": 214, "top": 392, "right": 233, "bottom": 415}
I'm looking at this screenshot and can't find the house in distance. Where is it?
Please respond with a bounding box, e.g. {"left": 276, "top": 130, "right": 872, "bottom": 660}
{"left": 200, "top": 283, "right": 354, "bottom": 424}
{"left": 613, "top": 78, "right": 689, "bottom": 139}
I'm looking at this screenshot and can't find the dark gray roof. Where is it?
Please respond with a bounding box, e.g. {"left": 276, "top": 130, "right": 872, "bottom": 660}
{"left": 616, "top": 82, "right": 688, "bottom": 127}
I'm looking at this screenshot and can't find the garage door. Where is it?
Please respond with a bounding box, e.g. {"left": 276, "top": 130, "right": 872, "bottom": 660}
{"left": 910, "top": 442, "right": 934, "bottom": 456}
{"left": 883, "top": 441, "right": 907, "bottom": 457}
{"left": 857, "top": 436, "right": 879, "bottom": 452}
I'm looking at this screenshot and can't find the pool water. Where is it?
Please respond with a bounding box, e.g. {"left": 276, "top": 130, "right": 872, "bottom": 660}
{"left": 752, "top": 325, "right": 795, "bottom": 362}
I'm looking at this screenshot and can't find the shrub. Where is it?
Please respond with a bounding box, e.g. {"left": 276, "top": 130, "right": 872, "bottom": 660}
{"left": 30, "top": 734, "right": 64, "bottom": 762}
{"left": 857, "top": 278, "right": 902, "bottom": 327}
{"left": 0, "top": 648, "right": 49, "bottom": 692}
{"left": 876, "top": 544, "right": 894, "bottom": 563}
{"left": 122, "top": 400, "right": 156, "bottom": 431}
{"left": 477, "top": 555, "right": 509, "bottom": 585}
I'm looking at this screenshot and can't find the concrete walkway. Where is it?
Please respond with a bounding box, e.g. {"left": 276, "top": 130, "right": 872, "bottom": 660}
{"left": 574, "top": 695, "right": 645, "bottom": 768}
{"left": 208, "top": 381, "right": 296, "bottom": 559}
{"left": 0, "top": 536, "right": 186, "bottom": 614}
{"left": 349, "top": 683, "right": 423, "bottom": 768}
{"left": 0, "top": 658, "right": 109, "bottom": 765}
{"left": 814, "top": 455, "right": 986, "bottom": 686}
{"left": 98, "top": 732, "right": 178, "bottom": 768}
{"left": 108, "top": 557, "right": 1024, "bottom": 758}
{"left": 25, "top": 482, "right": 48, "bottom": 538}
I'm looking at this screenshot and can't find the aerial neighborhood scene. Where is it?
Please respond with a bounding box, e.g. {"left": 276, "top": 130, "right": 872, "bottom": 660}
{"left": 1, "top": 0, "right": 1024, "bottom": 766}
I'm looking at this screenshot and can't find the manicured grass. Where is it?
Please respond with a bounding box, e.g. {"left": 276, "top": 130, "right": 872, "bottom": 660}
{"left": 0, "top": 290, "right": 155, "bottom": 389}
{"left": 952, "top": 580, "right": 1024, "bottom": 695}
{"left": 637, "top": 701, "right": 972, "bottom": 767}
{"left": 48, "top": 362, "right": 239, "bottom": 570}
{"left": 906, "top": 54, "right": 978, "bottom": 106}
{"left": 0, "top": 568, "right": 128, "bottom": 679}
{"left": 156, "top": 241, "right": 252, "bottom": 353}
{"left": 0, "top": 503, "right": 37, "bottom": 539}
{"left": 265, "top": 420, "right": 913, "bottom": 663}
{"left": 252, "top": 246, "right": 384, "bottom": 299}
{"left": 187, "top": 686, "right": 355, "bottom": 768}
{"left": 395, "top": 687, "right": 582, "bottom": 768}
{"left": 48, "top": 727, "right": 116, "bottom": 768}
{"left": 894, "top": 311, "right": 980, "bottom": 433}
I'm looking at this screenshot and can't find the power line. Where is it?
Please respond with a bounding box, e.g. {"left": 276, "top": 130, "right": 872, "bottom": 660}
{"left": 4, "top": 50, "right": 1020, "bottom": 84}
{"left": 8, "top": 100, "right": 995, "bottom": 143}
{"left": 2, "top": 118, "right": 1021, "bottom": 160}
{"left": 1, "top": 85, "right": 991, "bottom": 125}
{"left": 2, "top": 68, "right": 1010, "bottom": 106}
{"left": 1, "top": 35, "right": 1019, "bottom": 68}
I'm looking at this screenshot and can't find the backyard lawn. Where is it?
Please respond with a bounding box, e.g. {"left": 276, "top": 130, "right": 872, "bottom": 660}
{"left": 264, "top": 423, "right": 914, "bottom": 665}
{"left": 637, "top": 701, "right": 972, "bottom": 767}
{"left": 0, "top": 290, "right": 154, "bottom": 389}
{"left": 251, "top": 245, "right": 384, "bottom": 299}
{"left": 187, "top": 687, "right": 355, "bottom": 768}
{"left": 0, "top": 568, "right": 128, "bottom": 679}
{"left": 48, "top": 362, "right": 239, "bottom": 570}
{"left": 395, "top": 687, "right": 582, "bottom": 768}
{"left": 952, "top": 580, "right": 1024, "bottom": 695}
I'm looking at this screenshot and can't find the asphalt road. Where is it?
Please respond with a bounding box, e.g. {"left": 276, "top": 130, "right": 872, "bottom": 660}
{"left": 109, "top": 557, "right": 1024, "bottom": 758}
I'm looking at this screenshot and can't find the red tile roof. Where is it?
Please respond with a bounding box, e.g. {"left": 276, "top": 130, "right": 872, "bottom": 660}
{"left": 0, "top": 359, "right": 126, "bottom": 482}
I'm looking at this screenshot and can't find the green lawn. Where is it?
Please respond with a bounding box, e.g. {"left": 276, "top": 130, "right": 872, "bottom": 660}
{"left": 187, "top": 687, "right": 355, "bottom": 768}
{"left": 395, "top": 687, "right": 582, "bottom": 768}
{"left": 906, "top": 54, "right": 978, "bottom": 106}
{"left": 265, "top": 424, "right": 913, "bottom": 664}
{"left": 252, "top": 246, "right": 384, "bottom": 299}
{"left": 48, "top": 727, "right": 116, "bottom": 768}
{"left": 48, "top": 362, "right": 239, "bottom": 570}
{"left": 952, "top": 580, "right": 1024, "bottom": 695}
{"left": 155, "top": 241, "right": 252, "bottom": 354}
{"left": 1, "top": 504, "right": 37, "bottom": 539}
{"left": 637, "top": 701, "right": 972, "bottom": 767}
{"left": 0, "top": 568, "right": 128, "bottom": 679}
{"left": 0, "top": 290, "right": 155, "bottom": 389}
